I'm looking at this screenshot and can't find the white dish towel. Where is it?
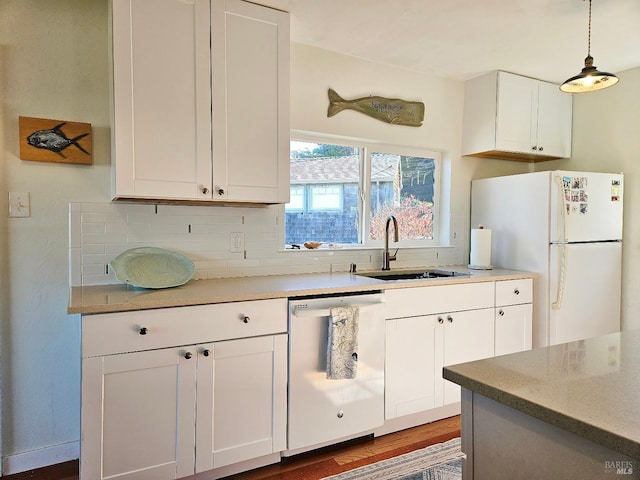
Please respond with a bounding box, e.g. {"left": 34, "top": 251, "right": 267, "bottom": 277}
{"left": 327, "top": 305, "right": 359, "bottom": 379}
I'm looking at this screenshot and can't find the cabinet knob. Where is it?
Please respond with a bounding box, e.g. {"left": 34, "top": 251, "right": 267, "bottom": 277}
{"left": 438, "top": 317, "right": 444, "bottom": 324}
{"left": 337, "top": 410, "right": 344, "bottom": 419}
{"left": 514, "top": 288, "right": 520, "bottom": 295}
{"left": 201, "top": 187, "right": 210, "bottom": 195}
{"left": 139, "top": 327, "right": 148, "bottom": 335}
{"left": 539, "top": 146, "right": 544, "bottom": 152}
{"left": 184, "top": 352, "right": 193, "bottom": 360}
{"left": 499, "top": 309, "right": 505, "bottom": 317}
{"left": 217, "top": 188, "right": 225, "bottom": 196}
{"left": 532, "top": 146, "right": 538, "bottom": 151}
{"left": 243, "top": 316, "right": 250, "bottom": 324}
{"left": 447, "top": 315, "right": 453, "bottom": 323}
{"left": 203, "top": 349, "right": 211, "bottom": 357}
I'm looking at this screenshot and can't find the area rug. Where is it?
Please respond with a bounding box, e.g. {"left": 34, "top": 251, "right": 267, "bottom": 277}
{"left": 322, "top": 437, "right": 463, "bottom": 480}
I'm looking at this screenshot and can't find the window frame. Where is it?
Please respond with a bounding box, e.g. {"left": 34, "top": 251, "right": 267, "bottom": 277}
{"left": 287, "top": 132, "right": 441, "bottom": 248}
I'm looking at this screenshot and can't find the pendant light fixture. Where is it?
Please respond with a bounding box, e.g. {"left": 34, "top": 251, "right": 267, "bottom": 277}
{"left": 560, "top": 0, "right": 619, "bottom": 93}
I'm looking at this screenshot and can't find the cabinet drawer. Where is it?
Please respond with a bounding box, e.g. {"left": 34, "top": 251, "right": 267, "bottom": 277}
{"left": 385, "top": 282, "right": 495, "bottom": 319}
{"left": 82, "top": 298, "right": 287, "bottom": 358}
{"left": 495, "top": 279, "right": 533, "bottom": 306}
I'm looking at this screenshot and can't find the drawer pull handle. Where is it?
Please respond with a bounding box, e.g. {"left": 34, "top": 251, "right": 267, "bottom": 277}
{"left": 438, "top": 317, "right": 444, "bottom": 324}
{"left": 499, "top": 309, "right": 505, "bottom": 317}
{"left": 447, "top": 315, "right": 453, "bottom": 323}
{"left": 203, "top": 349, "right": 211, "bottom": 357}
{"left": 337, "top": 411, "right": 344, "bottom": 419}
{"left": 243, "top": 316, "right": 250, "bottom": 324}
{"left": 514, "top": 288, "right": 520, "bottom": 295}
{"left": 139, "top": 327, "right": 148, "bottom": 335}
{"left": 184, "top": 352, "right": 193, "bottom": 360}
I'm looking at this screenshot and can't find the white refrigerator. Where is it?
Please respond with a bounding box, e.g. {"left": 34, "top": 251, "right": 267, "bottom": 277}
{"left": 471, "top": 170, "right": 623, "bottom": 348}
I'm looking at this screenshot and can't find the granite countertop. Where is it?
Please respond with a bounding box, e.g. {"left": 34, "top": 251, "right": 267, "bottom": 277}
{"left": 443, "top": 330, "right": 640, "bottom": 459}
{"left": 68, "top": 267, "right": 534, "bottom": 315}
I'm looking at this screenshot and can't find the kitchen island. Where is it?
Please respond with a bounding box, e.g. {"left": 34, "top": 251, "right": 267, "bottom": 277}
{"left": 444, "top": 330, "right": 640, "bottom": 480}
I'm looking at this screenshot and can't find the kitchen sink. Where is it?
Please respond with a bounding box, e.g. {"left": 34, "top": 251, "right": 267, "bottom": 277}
{"left": 357, "top": 269, "right": 470, "bottom": 281}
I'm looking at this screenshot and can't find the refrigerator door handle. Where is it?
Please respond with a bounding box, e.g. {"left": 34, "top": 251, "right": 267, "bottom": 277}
{"left": 552, "top": 244, "right": 567, "bottom": 310}
{"left": 554, "top": 175, "right": 567, "bottom": 243}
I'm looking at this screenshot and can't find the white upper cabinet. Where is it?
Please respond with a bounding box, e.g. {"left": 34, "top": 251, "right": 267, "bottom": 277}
{"left": 110, "top": 0, "right": 290, "bottom": 203}
{"left": 462, "top": 71, "right": 572, "bottom": 162}
{"left": 212, "top": 0, "right": 290, "bottom": 203}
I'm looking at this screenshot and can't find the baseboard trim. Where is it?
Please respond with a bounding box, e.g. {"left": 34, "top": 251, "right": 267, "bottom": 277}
{"left": 1, "top": 441, "right": 79, "bottom": 476}
{"left": 373, "top": 402, "right": 461, "bottom": 437}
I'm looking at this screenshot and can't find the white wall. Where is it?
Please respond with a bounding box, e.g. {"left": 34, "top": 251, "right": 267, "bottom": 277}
{"left": 0, "top": 0, "right": 112, "bottom": 473}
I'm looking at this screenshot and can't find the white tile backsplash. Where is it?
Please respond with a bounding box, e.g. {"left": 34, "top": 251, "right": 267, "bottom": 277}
{"left": 69, "top": 202, "right": 464, "bottom": 286}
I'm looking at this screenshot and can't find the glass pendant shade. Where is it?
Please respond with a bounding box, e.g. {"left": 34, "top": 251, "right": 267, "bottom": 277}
{"left": 560, "top": 0, "right": 619, "bottom": 94}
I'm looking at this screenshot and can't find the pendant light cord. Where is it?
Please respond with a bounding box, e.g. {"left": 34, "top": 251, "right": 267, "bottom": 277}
{"left": 587, "top": 0, "right": 592, "bottom": 57}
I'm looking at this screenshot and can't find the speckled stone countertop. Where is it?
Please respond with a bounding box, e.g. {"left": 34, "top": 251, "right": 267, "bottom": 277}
{"left": 68, "top": 267, "right": 534, "bottom": 315}
{"left": 444, "top": 330, "right": 640, "bottom": 459}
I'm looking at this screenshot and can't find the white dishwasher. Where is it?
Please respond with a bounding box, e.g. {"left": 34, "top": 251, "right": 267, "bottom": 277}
{"left": 286, "top": 293, "right": 386, "bottom": 453}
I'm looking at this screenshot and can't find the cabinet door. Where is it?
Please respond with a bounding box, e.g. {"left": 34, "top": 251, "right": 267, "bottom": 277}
{"left": 81, "top": 347, "right": 197, "bottom": 480}
{"left": 495, "top": 72, "right": 536, "bottom": 154}
{"left": 211, "top": 0, "right": 290, "bottom": 203}
{"left": 111, "top": 0, "right": 212, "bottom": 200}
{"left": 495, "top": 304, "right": 533, "bottom": 356}
{"left": 385, "top": 315, "right": 443, "bottom": 419}
{"left": 195, "top": 335, "right": 287, "bottom": 472}
{"left": 441, "top": 308, "right": 495, "bottom": 405}
{"left": 535, "top": 81, "right": 572, "bottom": 158}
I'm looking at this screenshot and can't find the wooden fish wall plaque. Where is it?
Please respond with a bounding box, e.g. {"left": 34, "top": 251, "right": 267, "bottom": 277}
{"left": 19, "top": 116, "right": 92, "bottom": 165}
{"left": 327, "top": 89, "right": 425, "bottom": 127}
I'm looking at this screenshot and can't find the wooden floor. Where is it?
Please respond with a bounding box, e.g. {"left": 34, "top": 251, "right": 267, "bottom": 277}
{"left": 1, "top": 416, "right": 460, "bottom": 480}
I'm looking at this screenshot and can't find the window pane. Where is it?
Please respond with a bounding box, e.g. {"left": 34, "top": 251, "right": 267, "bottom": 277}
{"left": 286, "top": 186, "right": 305, "bottom": 211}
{"left": 286, "top": 141, "right": 360, "bottom": 245}
{"left": 369, "top": 154, "right": 435, "bottom": 241}
{"left": 310, "top": 185, "right": 342, "bottom": 211}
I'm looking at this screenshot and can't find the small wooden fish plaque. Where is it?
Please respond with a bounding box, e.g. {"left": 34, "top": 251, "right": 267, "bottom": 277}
{"left": 19, "top": 116, "right": 92, "bottom": 165}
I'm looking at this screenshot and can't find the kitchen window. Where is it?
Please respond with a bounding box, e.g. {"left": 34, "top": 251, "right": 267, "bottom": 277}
{"left": 285, "top": 136, "right": 440, "bottom": 247}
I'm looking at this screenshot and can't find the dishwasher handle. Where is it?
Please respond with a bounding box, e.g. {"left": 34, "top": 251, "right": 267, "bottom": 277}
{"left": 292, "top": 301, "right": 385, "bottom": 318}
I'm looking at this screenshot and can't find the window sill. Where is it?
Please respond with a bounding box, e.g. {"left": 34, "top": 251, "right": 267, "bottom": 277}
{"left": 280, "top": 244, "right": 454, "bottom": 253}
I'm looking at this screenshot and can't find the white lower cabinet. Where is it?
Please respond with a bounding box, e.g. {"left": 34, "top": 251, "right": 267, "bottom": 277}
{"left": 82, "top": 347, "right": 197, "bottom": 480}
{"left": 384, "top": 282, "right": 496, "bottom": 420}
{"left": 80, "top": 299, "right": 287, "bottom": 480}
{"left": 385, "top": 278, "right": 533, "bottom": 420}
{"left": 385, "top": 315, "right": 440, "bottom": 419}
{"left": 441, "top": 308, "right": 494, "bottom": 405}
{"left": 495, "top": 279, "right": 533, "bottom": 356}
{"left": 197, "top": 335, "right": 287, "bottom": 472}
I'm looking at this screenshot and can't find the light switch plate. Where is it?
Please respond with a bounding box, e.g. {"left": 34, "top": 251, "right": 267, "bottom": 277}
{"left": 9, "top": 192, "right": 30, "bottom": 217}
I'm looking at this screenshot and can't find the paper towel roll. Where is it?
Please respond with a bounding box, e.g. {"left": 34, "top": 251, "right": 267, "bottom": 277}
{"left": 469, "top": 226, "right": 493, "bottom": 270}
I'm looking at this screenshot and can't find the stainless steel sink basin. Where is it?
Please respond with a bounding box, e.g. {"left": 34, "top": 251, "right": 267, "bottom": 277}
{"left": 357, "top": 269, "right": 470, "bottom": 281}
